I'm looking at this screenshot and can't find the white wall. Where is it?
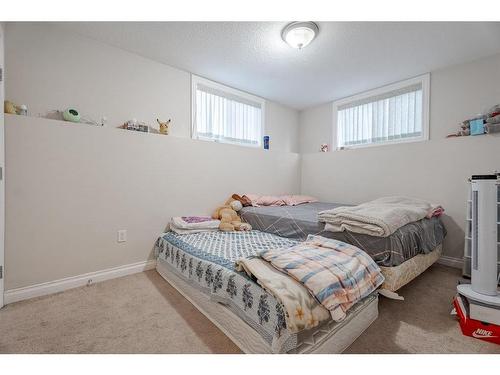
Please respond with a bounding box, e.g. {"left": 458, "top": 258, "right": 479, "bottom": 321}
{"left": 5, "top": 115, "right": 300, "bottom": 290}
{"left": 299, "top": 53, "right": 500, "bottom": 261}
{"left": 299, "top": 102, "right": 333, "bottom": 154}
{"left": 5, "top": 23, "right": 299, "bottom": 153}
{"left": 3, "top": 23, "right": 300, "bottom": 290}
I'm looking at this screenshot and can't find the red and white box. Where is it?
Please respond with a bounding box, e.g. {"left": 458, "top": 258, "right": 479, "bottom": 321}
{"left": 453, "top": 294, "right": 500, "bottom": 345}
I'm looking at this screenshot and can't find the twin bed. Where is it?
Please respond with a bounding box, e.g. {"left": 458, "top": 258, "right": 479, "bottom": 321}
{"left": 154, "top": 200, "right": 446, "bottom": 353}
{"left": 240, "top": 202, "right": 446, "bottom": 292}
{"left": 155, "top": 230, "right": 379, "bottom": 353}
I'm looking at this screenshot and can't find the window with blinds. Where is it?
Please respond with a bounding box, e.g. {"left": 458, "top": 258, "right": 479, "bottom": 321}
{"left": 334, "top": 74, "right": 430, "bottom": 149}
{"left": 192, "top": 75, "right": 265, "bottom": 147}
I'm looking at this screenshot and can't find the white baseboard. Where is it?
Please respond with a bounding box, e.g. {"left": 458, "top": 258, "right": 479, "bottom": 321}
{"left": 437, "top": 255, "right": 463, "bottom": 269}
{"left": 4, "top": 259, "right": 157, "bottom": 305}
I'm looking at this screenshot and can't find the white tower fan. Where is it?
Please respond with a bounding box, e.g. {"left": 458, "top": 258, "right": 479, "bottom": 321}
{"left": 457, "top": 175, "right": 500, "bottom": 307}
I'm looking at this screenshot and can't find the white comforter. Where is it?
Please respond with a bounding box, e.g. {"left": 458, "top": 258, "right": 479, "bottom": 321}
{"left": 318, "top": 196, "right": 439, "bottom": 237}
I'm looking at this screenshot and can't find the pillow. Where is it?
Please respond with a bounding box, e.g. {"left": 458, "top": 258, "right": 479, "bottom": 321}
{"left": 244, "top": 194, "right": 318, "bottom": 206}
{"left": 244, "top": 194, "right": 286, "bottom": 207}
{"left": 281, "top": 195, "right": 318, "bottom": 206}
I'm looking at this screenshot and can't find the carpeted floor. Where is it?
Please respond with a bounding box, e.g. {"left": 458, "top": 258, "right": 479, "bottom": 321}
{"left": 0, "top": 264, "right": 499, "bottom": 354}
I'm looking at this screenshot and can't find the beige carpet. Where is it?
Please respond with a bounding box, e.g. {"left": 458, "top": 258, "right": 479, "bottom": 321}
{"left": 0, "top": 264, "right": 499, "bottom": 354}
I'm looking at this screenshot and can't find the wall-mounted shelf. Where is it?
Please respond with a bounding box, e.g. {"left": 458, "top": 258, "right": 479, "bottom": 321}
{"left": 5, "top": 114, "right": 293, "bottom": 156}
{"left": 5, "top": 113, "right": 168, "bottom": 135}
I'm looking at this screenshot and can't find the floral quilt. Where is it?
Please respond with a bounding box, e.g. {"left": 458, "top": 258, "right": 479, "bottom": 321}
{"left": 155, "top": 230, "right": 299, "bottom": 353}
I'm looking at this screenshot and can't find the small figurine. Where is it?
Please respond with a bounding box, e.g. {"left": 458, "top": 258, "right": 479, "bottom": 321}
{"left": 4, "top": 100, "right": 17, "bottom": 114}
{"left": 320, "top": 144, "right": 329, "bottom": 152}
{"left": 157, "top": 118, "right": 171, "bottom": 135}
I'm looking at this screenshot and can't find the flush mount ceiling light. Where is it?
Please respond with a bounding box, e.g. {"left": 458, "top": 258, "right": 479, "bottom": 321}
{"left": 281, "top": 21, "right": 319, "bottom": 49}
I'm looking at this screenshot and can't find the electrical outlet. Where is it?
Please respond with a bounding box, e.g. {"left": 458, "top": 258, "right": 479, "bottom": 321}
{"left": 117, "top": 230, "right": 127, "bottom": 243}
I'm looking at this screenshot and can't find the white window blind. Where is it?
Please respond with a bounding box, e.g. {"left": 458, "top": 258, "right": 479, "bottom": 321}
{"left": 335, "top": 75, "right": 429, "bottom": 149}
{"left": 192, "top": 76, "right": 264, "bottom": 147}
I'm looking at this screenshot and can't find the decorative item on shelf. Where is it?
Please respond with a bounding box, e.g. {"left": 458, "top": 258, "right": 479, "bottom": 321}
{"left": 121, "top": 119, "right": 149, "bottom": 133}
{"left": 17, "top": 104, "right": 28, "bottom": 116}
{"left": 263, "top": 135, "right": 270, "bottom": 150}
{"left": 41, "top": 109, "right": 65, "bottom": 121}
{"left": 62, "top": 108, "right": 81, "bottom": 123}
{"left": 447, "top": 105, "right": 500, "bottom": 138}
{"left": 485, "top": 104, "right": 500, "bottom": 134}
{"left": 320, "top": 143, "right": 329, "bottom": 152}
{"left": 4, "top": 100, "right": 17, "bottom": 114}
{"left": 470, "top": 117, "right": 485, "bottom": 136}
{"left": 157, "top": 118, "right": 171, "bottom": 135}
{"left": 34, "top": 109, "right": 104, "bottom": 127}
{"left": 100, "top": 116, "right": 107, "bottom": 127}
{"left": 4, "top": 101, "right": 28, "bottom": 116}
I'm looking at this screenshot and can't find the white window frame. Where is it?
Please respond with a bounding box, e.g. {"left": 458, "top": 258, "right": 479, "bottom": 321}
{"left": 191, "top": 75, "right": 266, "bottom": 148}
{"left": 332, "top": 73, "right": 430, "bottom": 151}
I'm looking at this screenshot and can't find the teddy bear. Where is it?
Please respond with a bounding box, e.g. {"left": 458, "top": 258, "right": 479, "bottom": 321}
{"left": 4, "top": 100, "right": 17, "bottom": 114}
{"left": 212, "top": 197, "right": 252, "bottom": 232}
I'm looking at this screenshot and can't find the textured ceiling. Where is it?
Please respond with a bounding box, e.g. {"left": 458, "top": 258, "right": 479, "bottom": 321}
{"left": 55, "top": 22, "right": 500, "bottom": 110}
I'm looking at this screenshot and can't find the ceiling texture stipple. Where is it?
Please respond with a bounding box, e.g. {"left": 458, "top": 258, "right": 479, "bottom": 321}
{"left": 55, "top": 22, "right": 500, "bottom": 110}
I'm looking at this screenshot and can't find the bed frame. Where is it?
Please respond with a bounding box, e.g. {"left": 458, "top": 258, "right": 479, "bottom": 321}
{"left": 156, "top": 258, "right": 379, "bottom": 354}
{"left": 379, "top": 244, "right": 442, "bottom": 292}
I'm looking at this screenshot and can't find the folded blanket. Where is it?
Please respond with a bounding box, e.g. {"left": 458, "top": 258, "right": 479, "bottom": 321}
{"left": 171, "top": 216, "right": 220, "bottom": 230}
{"left": 319, "top": 196, "right": 442, "bottom": 237}
{"left": 238, "top": 235, "right": 384, "bottom": 323}
{"left": 236, "top": 257, "right": 331, "bottom": 333}
{"left": 427, "top": 206, "right": 445, "bottom": 218}
{"left": 169, "top": 224, "right": 219, "bottom": 235}
{"left": 169, "top": 216, "right": 220, "bottom": 234}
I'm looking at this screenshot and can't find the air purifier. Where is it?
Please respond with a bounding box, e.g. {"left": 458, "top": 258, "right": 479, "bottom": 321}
{"left": 457, "top": 175, "right": 500, "bottom": 310}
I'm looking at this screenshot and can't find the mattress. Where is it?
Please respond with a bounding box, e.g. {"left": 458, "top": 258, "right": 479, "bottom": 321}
{"left": 240, "top": 202, "right": 446, "bottom": 267}
{"left": 155, "top": 230, "right": 378, "bottom": 353}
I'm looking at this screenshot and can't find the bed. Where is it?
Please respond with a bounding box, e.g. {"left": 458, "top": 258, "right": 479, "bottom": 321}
{"left": 240, "top": 202, "right": 446, "bottom": 291}
{"left": 155, "top": 230, "right": 379, "bottom": 353}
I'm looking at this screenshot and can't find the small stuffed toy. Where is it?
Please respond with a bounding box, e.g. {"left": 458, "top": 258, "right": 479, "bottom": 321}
{"left": 212, "top": 197, "right": 252, "bottom": 232}
{"left": 157, "top": 118, "right": 171, "bottom": 135}
{"left": 4, "top": 100, "right": 17, "bottom": 114}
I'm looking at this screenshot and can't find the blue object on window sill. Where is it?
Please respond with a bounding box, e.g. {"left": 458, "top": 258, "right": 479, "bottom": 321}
{"left": 263, "top": 135, "right": 270, "bottom": 150}
{"left": 470, "top": 118, "right": 485, "bottom": 136}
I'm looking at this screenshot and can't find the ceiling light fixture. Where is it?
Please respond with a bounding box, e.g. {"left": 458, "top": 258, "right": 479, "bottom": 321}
{"left": 281, "top": 21, "right": 319, "bottom": 50}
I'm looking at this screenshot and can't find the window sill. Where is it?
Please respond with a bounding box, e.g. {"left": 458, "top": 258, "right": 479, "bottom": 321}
{"left": 193, "top": 135, "right": 262, "bottom": 149}
{"left": 335, "top": 136, "right": 428, "bottom": 151}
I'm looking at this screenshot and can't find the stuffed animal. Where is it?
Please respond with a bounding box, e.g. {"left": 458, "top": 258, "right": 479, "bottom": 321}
{"left": 4, "top": 100, "right": 17, "bottom": 114}
{"left": 157, "top": 118, "right": 171, "bottom": 135}
{"left": 212, "top": 197, "right": 252, "bottom": 232}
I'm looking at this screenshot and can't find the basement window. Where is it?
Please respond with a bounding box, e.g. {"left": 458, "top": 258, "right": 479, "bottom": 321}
{"left": 192, "top": 75, "right": 265, "bottom": 147}
{"left": 334, "top": 74, "right": 430, "bottom": 150}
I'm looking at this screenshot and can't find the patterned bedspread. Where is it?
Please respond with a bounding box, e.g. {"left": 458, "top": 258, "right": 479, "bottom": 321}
{"left": 155, "top": 230, "right": 300, "bottom": 353}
